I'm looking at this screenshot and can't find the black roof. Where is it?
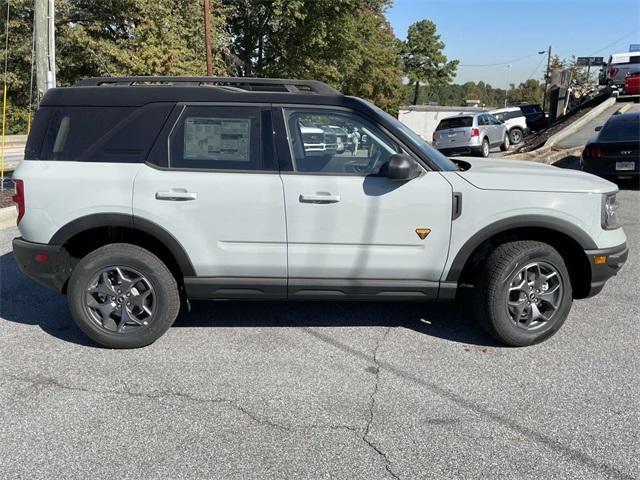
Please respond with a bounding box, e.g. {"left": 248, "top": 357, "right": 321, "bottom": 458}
{"left": 42, "top": 76, "right": 358, "bottom": 108}
{"left": 606, "top": 111, "right": 640, "bottom": 123}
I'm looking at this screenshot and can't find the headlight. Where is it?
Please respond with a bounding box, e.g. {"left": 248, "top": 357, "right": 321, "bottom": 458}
{"left": 602, "top": 193, "right": 620, "bottom": 230}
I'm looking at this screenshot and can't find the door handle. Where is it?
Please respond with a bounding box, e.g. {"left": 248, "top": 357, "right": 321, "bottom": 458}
{"left": 155, "top": 189, "right": 198, "bottom": 201}
{"left": 299, "top": 192, "right": 341, "bottom": 204}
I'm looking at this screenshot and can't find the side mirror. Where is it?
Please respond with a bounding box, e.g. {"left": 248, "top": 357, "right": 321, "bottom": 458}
{"left": 595, "top": 126, "right": 602, "bottom": 132}
{"left": 383, "top": 153, "right": 420, "bottom": 181}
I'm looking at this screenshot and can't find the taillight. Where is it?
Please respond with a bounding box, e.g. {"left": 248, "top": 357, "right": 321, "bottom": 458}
{"left": 583, "top": 147, "right": 602, "bottom": 159}
{"left": 12, "top": 179, "right": 25, "bottom": 224}
{"left": 471, "top": 128, "right": 480, "bottom": 137}
{"left": 610, "top": 67, "right": 619, "bottom": 78}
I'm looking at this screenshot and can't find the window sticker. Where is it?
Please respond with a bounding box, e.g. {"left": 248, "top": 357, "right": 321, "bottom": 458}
{"left": 183, "top": 117, "right": 251, "bottom": 162}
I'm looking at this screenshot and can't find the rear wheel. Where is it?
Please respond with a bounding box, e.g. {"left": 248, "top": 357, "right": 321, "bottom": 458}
{"left": 479, "top": 138, "right": 490, "bottom": 157}
{"left": 509, "top": 128, "right": 524, "bottom": 145}
{"left": 67, "top": 243, "right": 180, "bottom": 348}
{"left": 473, "top": 241, "right": 573, "bottom": 346}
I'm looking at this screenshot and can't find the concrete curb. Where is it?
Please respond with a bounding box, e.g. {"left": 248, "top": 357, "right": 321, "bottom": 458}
{"left": 0, "top": 205, "right": 17, "bottom": 230}
{"left": 545, "top": 97, "right": 616, "bottom": 148}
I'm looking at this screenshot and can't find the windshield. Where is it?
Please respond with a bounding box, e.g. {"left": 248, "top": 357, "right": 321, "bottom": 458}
{"left": 362, "top": 100, "right": 458, "bottom": 171}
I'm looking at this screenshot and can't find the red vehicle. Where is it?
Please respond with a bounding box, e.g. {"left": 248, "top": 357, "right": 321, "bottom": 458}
{"left": 624, "top": 71, "right": 640, "bottom": 95}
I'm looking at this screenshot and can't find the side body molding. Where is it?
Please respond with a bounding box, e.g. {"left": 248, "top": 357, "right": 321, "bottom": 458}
{"left": 48, "top": 213, "right": 196, "bottom": 277}
{"left": 445, "top": 215, "right": 598, "bottom": 282}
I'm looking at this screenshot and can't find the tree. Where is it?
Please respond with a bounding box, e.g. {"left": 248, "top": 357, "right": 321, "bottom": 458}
{"left": 401, "top": 19, "right": 458, "bottom": 105}
{"left": 1, "top": 0, "right": 230, "bottom": 133}
{"left": 221, "top": 0, "right": 404, "bottom": 113}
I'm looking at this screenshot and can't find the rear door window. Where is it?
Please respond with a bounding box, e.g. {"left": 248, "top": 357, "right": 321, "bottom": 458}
{"left": 437, "top": 117, "right": 472, "bottom": 130}
{"left": 167, "top": 105, "right": 274, "bottom": 171}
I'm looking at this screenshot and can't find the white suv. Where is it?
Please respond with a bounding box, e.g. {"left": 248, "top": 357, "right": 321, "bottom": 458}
{"left": 490, "top": 107, "right": 529, "bottom": 145}
{"left": 12, "top": 77, "right": 628, "bottom": 349}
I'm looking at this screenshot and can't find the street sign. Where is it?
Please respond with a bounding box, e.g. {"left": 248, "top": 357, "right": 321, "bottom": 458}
{"left": 576, "top": 56, "right": 604, "bottom": 66}
{"left": 630, "top": 44, "right": 640, "bottom": 52}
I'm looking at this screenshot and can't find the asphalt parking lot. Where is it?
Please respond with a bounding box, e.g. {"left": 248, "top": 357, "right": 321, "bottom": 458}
{"left": 0, "top": 184, "right": 637, "bottom": 480}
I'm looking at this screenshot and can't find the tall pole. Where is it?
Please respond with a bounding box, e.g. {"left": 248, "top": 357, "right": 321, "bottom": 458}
{"left": 35, "top": 0, "right": 47, "bottom": 97}
{"left": 504, "top": 64, "right": 511, "bottom": 108}
{"left": 203, "top": 0, "right": 213, "bottom": 76}
{"left": 47, "top": 0, "right": 56, "bottom": 89}
{"left": 542, "top": 45, "right": 552, "bottom": 113}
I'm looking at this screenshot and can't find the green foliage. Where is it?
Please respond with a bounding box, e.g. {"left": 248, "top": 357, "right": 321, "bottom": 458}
{"left": 401, "top": 19, "right": 458, "bottom": 104}
{"left": 221, "top": 0, "right": 403, "bottom": 113}
{"left": 405, "top": 78, "right": 544, "bottom": 109}
{"left": 1, "top": 0, "right": 458, "bottom": 132}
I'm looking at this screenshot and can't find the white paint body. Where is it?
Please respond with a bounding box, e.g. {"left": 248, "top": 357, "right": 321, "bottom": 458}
{"left": 13, "top": 155, "right": 625, "bottom": 283}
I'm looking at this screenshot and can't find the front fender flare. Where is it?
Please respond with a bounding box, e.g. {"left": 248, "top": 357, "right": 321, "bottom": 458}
{"left": 445, "top": 215, "right": 597, "bottom": 282}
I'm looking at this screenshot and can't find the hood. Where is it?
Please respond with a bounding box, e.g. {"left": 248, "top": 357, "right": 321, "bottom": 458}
{"left": 454, "top": 157, "right": 618, "bottom": 194}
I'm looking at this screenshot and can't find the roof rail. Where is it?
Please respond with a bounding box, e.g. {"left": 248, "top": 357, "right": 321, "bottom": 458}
{"left": 73, "top": 76, "right": 340, "bottom": 95}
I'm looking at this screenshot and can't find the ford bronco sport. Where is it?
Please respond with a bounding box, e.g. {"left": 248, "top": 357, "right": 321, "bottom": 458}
{"left": 12, "top": 77, "right": 628, "bottom": 348}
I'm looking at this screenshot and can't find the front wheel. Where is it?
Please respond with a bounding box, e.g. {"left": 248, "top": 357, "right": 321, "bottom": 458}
{"left": 473, "top": 241, "right": 573, "bottom": 346}
{"left": 67, "top": 243, "right": 180, "bottom": 348}
{"left": 500, "top": 133, "right": 510, "bottom": 151}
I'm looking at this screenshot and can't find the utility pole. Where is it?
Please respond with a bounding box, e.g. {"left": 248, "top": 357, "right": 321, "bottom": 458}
{"left": 504, "top": 64, "right": 511, "bottom": 108}
{"left": 542, "top": 45, "right": 552, "bottom": 113}
{"left": 47, "top": 0, "right": 56, "bottom": 89}
{"left": 34, "top": 0, "right": 55, "bottom": 98}
{"left": 203, "top": 0, "right": 213, "bottom": 76}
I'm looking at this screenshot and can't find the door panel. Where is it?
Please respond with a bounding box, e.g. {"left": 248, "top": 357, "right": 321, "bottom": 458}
{"left": 281, "top": 172, "right": 453, "bottom": 283}
{"left": 133, "top": 166, "right": 287, "bottom": 279}
{"left": 133, "top": 104, "right": 287, "bottom": 292}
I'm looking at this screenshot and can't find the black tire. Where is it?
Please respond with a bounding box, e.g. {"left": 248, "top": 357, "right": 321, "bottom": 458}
{"left": 509, "top": 128, "right": 524, "bottom": 145}
{"left": 500, "top": 133, "right": 510, "bottom": 151}
{"left": 478, "top": 138, "right": 490, "bottom": 157}
{"left": 473, "top": 241, "right": 573, "bottom": 347}
{"left": 67, "top": 243, "right": 180, "bottom": 348}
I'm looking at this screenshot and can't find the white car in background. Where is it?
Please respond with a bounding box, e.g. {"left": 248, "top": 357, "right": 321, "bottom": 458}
{"left": 489, "top": 107, "right": 530, "bottom": 146}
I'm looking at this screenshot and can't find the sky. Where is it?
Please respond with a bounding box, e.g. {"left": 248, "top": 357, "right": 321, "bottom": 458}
{"left": 386, "top": 0, "right": 640, "bottom": 88}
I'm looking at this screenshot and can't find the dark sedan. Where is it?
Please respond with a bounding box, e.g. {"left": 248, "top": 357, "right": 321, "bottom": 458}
{"left": 582, "top": 111, "right": 639, "bottom": 184}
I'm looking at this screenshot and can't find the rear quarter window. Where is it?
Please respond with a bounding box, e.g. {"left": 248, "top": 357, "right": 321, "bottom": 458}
{"left": 437, "top": 117, "right": 473, "bottom": 130}
{"left": 26, "top": 104, "right": 173, "bottom": 162}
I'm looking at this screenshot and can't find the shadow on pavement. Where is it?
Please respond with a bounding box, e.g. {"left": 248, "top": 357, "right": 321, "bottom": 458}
{"left": 0, "top": 251, "right": 497, "bottom": 348}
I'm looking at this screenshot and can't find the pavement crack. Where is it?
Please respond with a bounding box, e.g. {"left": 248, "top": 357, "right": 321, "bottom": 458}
{"left": 3, "top": 373, "right": 290, "bottom": 431}
{"left": 362, "top": 327, "right": 400, "bottom": 480}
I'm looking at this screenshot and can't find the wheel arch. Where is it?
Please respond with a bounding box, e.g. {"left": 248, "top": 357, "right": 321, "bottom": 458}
{"left": 446, "top": 216, "right": 596, "bottom": 299}
{"left": 49, "top": 213, "right": 196, "bottom": 286}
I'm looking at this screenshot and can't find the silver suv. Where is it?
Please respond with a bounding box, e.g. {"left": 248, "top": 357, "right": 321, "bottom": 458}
{"left": 12, "top": 77, "right": 628, "bottom": 349}
{"left": 433, "top": 112, "right": 509, "bottom": 157}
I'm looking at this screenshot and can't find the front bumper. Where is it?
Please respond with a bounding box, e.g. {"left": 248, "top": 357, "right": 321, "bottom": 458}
{"left": 585, "top": 242, "right": 629, "bottom": 297}
{"left": 12, "top": 237, "right": 72, "bottom": 292}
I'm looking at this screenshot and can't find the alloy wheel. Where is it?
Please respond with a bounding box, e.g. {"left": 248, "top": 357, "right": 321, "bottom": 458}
{"left": 85, "top": 266, "right": 156, "bottom": 334}
{"left": 506, "top": 261, "right": 563, "bottom": 331}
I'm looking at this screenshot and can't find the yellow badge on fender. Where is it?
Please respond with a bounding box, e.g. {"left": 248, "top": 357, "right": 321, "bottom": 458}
{"left": 415, "top": 228, "right": 431, "bottom": 240}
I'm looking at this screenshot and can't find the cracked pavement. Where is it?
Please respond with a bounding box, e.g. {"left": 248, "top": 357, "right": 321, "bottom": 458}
{"left": 1, "top": 189, "right": 639, "bottom": 479}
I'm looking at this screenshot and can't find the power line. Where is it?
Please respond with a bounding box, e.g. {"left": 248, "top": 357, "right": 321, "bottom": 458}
{"left": 587, "top": 26, "right": 640, "bottom": 56}
{"left": 526, "top": 54, "right": 546, "bottom": 81}
{"left": 459, "top": 51, "right": 542, "bottom": 67}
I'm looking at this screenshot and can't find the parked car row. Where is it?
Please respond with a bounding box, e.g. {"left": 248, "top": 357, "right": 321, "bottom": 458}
{"left": 432, "top": 103, "right": 544, "bottom": 157}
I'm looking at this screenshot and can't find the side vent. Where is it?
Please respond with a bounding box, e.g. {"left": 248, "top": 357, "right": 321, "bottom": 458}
{"left": 452, "top": 192, "right": 462, "bottom": 220}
